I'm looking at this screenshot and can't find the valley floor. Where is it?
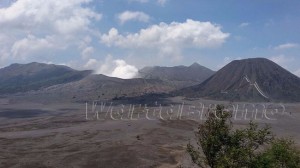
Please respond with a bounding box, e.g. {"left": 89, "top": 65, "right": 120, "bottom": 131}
{"left": 0, "top": 97, "right": 300, "bottom": 168}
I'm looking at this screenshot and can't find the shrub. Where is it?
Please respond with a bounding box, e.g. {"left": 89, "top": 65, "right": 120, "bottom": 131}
{"left": 187, "top": 105, "right": 300, "bottom": 168}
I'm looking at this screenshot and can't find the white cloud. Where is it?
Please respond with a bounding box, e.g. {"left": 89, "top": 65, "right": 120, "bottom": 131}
{"left": 274, "top": 43, "right": 299, "bottom": 50}
{"left": 79, "top": 36, "right": 92, "bottom": 49}
{"left": 81, "top": 46, "right": 94, "bottom": 59}
{"left": 157, "top": 0, "right": 168, "bottom": 6}
{"left": 129, "top": 0, "right": 149, "bottom": 3}
{"left": 239, "top": 22, "right": 250, "bottom": 28}
{"left": 294, "top": 69, "right": 300, "bottom": 77}
{"left": 269, "top": 55, "right": 294, "bottom": 66}
{"left": 0, "top": 0, "right": 101, "bottom": 34}
{"left": 0, "top": 0, "right": 101, "bottom": 61}
{"left": 101, "top": 19, "right": 229, "bottom": 60}
{"left": 224, "top": 57, "right": 232, "bottom": 64}
{"left": 0, "top": 34, "right": 10, "bottom": 61}
{"left": 111, "top": 59, "right": 138, "bottom": 79}
{"left": 0, "top": 48, "right": 9, "bottom": 61}
{"left": 83, "top": 55, "right": 138, "bottom": 79}
{"left": 117, "top": 11, "right": 150, "bottom": 24}
{"left": 217, "top": 56, "right": 242, "bottom": 69}
{"left": 129, "top": 0, "right": 169, "bottom": 5}
{"left": 83, "top": 58, "right": 98, "bottom": 69}
{"left": 97, "top": 55, "right": 115, "bottom": 75}
{"left": 11, "top": 35, "right": 55, "bottom": 59}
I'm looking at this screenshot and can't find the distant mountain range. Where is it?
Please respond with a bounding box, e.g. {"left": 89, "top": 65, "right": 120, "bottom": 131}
{"left": 0, "top": 62, "right": 91, "bottom": 94}
{"left": 138, "top": 63, "right": 215, "bottom": 88}
{"left": 176, "top": 58, "right": 300, "bottom": 102}
{"left": 32, "top": 74, "right": 175, "bottom": 102}
{"left": 1, "top": 58, "right": 300, "bottom": 102}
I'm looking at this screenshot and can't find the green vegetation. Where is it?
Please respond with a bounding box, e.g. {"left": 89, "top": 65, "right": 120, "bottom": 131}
{"left": 187, "top": 105, "right": 300, "bottom": 168}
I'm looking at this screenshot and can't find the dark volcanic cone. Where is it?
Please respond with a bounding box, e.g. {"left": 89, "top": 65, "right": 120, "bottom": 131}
{"left": 178, "top": 58, "right": 300, "bottom": 102}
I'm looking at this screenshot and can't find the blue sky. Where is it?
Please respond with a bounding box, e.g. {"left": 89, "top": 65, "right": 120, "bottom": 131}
{"left": 0, "top": 0, "right": 300, "bottom": 78}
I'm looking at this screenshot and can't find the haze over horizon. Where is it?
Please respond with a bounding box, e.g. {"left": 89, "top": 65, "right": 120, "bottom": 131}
{"left": 1, "top": 0, "right": 300, "bottom": 78}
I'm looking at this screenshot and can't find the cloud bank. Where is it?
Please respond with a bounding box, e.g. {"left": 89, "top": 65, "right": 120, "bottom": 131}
{"left": 129, "top": 0, "right": 169, "bottom": 6}
{"left": 274, "top": 43, "right": 298, "bottom": 50}
{"left": 101, "top": 19, "right": 229, "bottom": 60}
{"left": 239, "top": 22, "right": 250, "bottom": 28}
{"left": 269, "top": 55, "right": 294, "bottom": 66}
{"left": 0, "top": 0, "right": 101, "bottom": 60}
{"left": 117, "top": 11, "right": 150, "bottom": 24}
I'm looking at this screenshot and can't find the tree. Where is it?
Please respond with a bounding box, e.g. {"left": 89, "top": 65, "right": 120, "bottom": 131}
{"left": 190, "top": 105, "right": 232, "bottom": 168}
{"left": 253, "top": 138, "right": 300, "bottom": 168}
{"left": 187, "top": 105, "right": 300, "bottom": 168}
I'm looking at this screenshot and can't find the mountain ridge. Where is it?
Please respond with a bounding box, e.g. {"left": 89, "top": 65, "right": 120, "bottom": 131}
{"left": 0, "top": 62, "right": 92, "bottom": 94}
{"left": 176, "top": 58, "right": 300, "bottom": 102}
{"left": 139, "top": 62, "right": 215, "bottom": 88}
{"left": 2, "top": 59, "right": 300, "bottom": 102}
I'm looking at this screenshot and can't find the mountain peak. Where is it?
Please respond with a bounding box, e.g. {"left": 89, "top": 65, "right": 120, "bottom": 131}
{"left": 139, "top": 63, "right": 215, "bottom": 88}
{"left": 231, "top": 57, "right": 271, "bottom": 64}
{"left": 179, "top": 58, "right": 300, "bottom": 102}
{"left": 189, "top": 62, "right": 201, "bottom": 67}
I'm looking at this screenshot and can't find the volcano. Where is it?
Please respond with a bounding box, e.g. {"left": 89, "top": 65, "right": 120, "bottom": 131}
{"left": 139, "top": 63, "right": 215, "bottom": 88}
{"left": 178, "top": 58, "right": 300, "bottom": 102}
{"left": 0, "top": 62, "right": 91, "bottom": 94}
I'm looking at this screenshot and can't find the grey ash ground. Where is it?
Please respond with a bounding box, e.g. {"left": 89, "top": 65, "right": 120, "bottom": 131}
{"left": 1, "top": 97, "right": 300, "bottom": 168}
